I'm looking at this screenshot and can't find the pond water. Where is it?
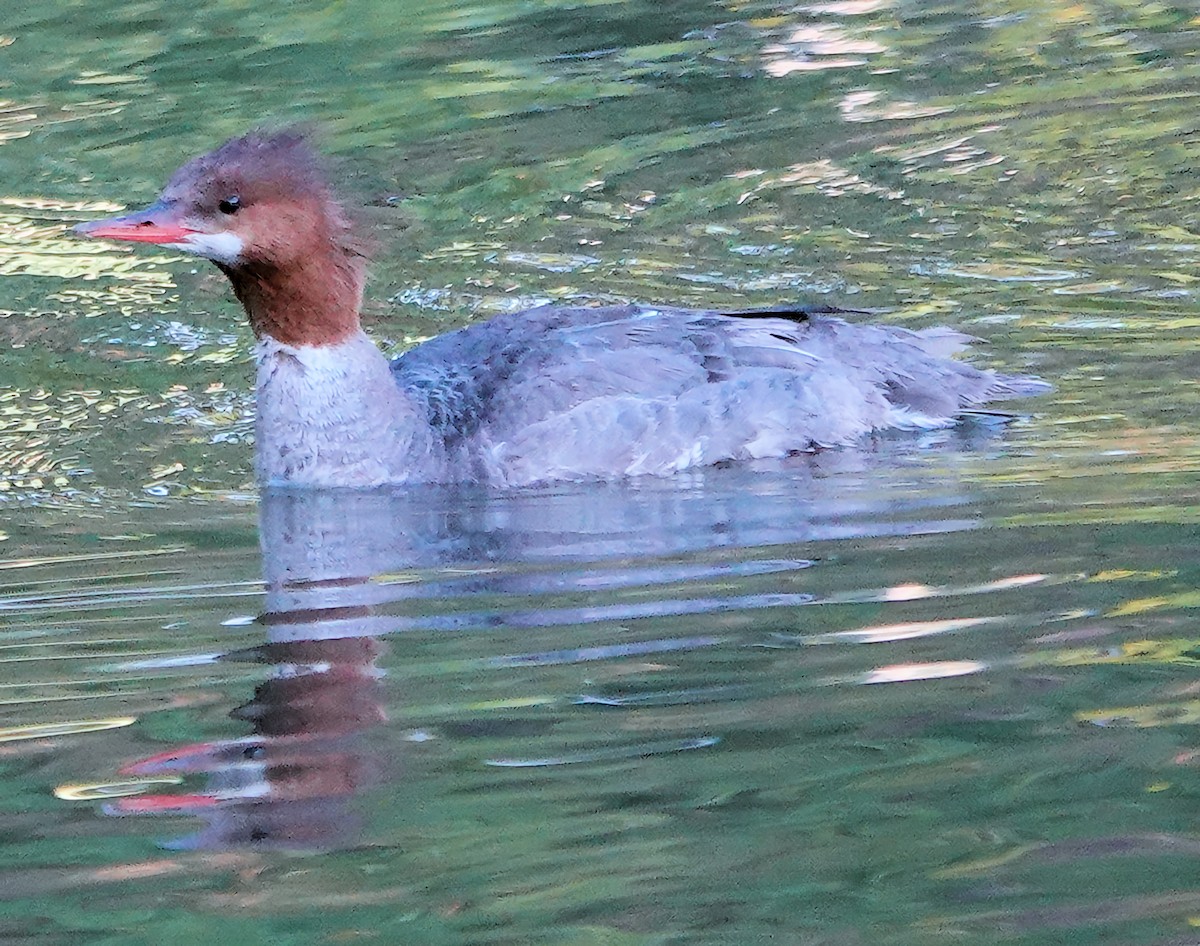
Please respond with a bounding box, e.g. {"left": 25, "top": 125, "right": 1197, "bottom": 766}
{"left": 3, "top": 1, "right": 1200, "bottom": 943}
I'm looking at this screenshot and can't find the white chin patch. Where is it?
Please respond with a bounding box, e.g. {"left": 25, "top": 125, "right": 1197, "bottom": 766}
{"left": 165, "top": 232, "right": 245, "bottom": 265}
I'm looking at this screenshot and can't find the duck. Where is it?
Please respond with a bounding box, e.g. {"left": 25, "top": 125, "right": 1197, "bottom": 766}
{"left": 74, "top": 129, "right": 1046, "bottom": 488}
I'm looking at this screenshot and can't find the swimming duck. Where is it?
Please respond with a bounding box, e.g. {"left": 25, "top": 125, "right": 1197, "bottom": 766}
{"left": 75, "top": 129, "right": 1044, "bottom": 487}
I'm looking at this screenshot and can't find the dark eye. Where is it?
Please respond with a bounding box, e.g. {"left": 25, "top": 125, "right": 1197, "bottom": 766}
{"left": 218, "top": 195, "right": 241, "bottom": 215}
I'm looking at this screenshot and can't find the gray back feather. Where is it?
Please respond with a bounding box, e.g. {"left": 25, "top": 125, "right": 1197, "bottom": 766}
{"left": 391, "top": 305, "right": 1044, "bottom": 486}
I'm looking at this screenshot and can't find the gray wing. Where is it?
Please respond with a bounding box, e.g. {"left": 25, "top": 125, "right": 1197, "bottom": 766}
{"left": 392, "top": 304, "right": 1043, "bottom": 486}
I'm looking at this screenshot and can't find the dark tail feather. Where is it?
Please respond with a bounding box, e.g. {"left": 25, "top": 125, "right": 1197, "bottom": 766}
{"left": 723, "top": 304, "right": 874, "bottom": 324}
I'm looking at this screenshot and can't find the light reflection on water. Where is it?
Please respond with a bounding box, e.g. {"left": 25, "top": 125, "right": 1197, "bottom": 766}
{"left": 0, "top": 443, "right": 1196, "bottom": 941}
{"left": 18, "top": 461, "right": 1004, "bottom": 844}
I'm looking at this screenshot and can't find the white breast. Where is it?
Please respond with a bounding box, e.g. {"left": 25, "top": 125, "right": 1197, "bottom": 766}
{"left": 254, "top": 332, "right": 443, "bottom": 487}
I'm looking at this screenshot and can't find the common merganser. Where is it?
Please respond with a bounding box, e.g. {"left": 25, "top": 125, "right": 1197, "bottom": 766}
{"left": 74, "top": 129, "right": 1046, "bottom": 487}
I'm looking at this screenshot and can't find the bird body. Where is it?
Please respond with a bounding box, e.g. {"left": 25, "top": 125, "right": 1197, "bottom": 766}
{"left": 75, "top": 130, "right": 1046, "bottom": 488}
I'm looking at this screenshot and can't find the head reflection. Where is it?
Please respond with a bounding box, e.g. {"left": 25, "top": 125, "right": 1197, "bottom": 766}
{"left": 108, "top": 490, "right": 406, "bottom": 850}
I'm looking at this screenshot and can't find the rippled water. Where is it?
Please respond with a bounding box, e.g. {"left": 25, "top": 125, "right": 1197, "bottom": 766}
{"left": 3, "top": 1, "right": 1200, "bottom": 943}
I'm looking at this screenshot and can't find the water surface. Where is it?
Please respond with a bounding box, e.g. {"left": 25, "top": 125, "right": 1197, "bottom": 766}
{"left": 2, "top": 1, "right": 1200, "bottom": 943}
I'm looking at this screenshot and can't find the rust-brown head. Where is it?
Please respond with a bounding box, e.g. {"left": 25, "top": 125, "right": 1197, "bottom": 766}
{"left": 75, "top": 128, "right": 369, "bottom": 346}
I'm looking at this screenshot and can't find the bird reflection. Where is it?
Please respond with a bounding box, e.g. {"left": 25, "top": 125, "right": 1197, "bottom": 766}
{"left": 102, "top": 442, "right": 995, "bottom": 850}
{"left": 108, "top": 491, "right": 406, "bottom": 850}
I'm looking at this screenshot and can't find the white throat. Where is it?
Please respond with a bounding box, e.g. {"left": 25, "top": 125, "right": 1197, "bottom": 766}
{"left": 253, "top": 332, "right": 441, "bottom": 487}
{"left": 168, "top": 231, "right": 246, "bottom": 265}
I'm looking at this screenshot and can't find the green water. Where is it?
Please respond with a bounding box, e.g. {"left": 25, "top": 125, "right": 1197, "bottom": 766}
{"left": 3, "top": 1, "right": 1200, "bottom": 943}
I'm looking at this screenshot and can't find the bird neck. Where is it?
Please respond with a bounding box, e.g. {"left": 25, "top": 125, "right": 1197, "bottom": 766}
{"left": 222, "top": 252, "right": 365, "bottom": 347}
{"left": 252, "top": 331, "right": 444, "bottom": 487}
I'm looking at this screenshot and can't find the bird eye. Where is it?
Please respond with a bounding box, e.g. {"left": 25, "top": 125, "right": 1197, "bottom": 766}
{"left": 218, "top": 195, "right": 242, "bottom": 215}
